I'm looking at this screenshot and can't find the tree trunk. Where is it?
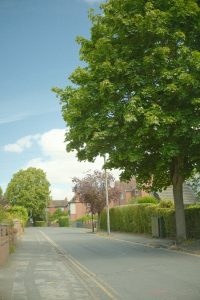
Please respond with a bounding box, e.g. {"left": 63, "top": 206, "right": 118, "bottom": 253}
{"left": 97, "top": 212, "right": 100, "bottom": 232}
{"left": 91, "top": 213, "right": 94, "bottom": 233}
{"left": 172, "top": 157, "right": 186, "bottom": 243}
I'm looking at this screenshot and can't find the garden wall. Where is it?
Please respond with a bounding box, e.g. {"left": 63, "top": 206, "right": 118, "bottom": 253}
{"left": 0, "top": 220, "right": 23, "bottom": 266}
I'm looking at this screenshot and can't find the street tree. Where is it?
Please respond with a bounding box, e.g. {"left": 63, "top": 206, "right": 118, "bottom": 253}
{"left": 0, "top": 186, "right": 3, "bottom": 198}
{"left": 72, "top": 170, "right": 119, "bottom": 231}
{"left": 54, "top": 0, "right": 200, "bottom": 241}
{"left": 0, "top": 186, "right": 7, "bottom": 206}
{"left": 5, "top": 167, "right": 50, "bottom": 221}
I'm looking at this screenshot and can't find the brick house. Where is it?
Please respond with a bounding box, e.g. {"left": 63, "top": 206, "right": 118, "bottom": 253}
{"left": 48, "top": 198, "right": 68, "bottom": 215}
{"left": 68, "top": 193, "right": 87, "bottom": 221}
{"left": 68, "top": 178, "right": 148, "bottom": 220}
{"left": 113, "top": 178, "right": 148, "bottom": 206}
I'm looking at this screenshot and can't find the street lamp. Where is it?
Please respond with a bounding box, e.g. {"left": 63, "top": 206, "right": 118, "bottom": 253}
{"left": 104, "top": 155, "right": 110, "bottom": 235}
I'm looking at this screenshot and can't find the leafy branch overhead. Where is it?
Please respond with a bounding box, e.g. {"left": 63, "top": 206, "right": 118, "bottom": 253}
{"left": 54, "top": 0, "right": 200, "bottom": 241}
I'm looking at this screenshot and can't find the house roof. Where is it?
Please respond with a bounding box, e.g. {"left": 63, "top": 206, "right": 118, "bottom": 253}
{"left": 48, "top": 199, "right": 68, "bottom": 208}
{"left": 158, "top": 183, "right": 198, "bottom": 204}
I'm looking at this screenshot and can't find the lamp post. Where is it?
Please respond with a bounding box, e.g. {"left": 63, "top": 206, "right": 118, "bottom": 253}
{"left": 104, "top": 155, "right": 110, "bottom": 235}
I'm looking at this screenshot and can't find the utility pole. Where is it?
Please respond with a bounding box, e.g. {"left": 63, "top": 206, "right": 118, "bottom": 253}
{"left": 104, "top": 155, "right": 110, "bottom": 235}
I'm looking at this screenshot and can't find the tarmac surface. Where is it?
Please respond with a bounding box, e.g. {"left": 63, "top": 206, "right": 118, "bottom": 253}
{"left": 0, "top": 228, "right": 112, "bottom": 300}
{"left": 1, "top": 227, "right": 200, "bottom": 300}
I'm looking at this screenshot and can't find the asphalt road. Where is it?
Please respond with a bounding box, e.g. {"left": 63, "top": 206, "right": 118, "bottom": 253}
{"left": 40, "top": 227, "right": 200, "bottom": 300}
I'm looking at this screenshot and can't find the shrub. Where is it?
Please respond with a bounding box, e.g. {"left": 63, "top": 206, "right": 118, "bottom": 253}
{"left": 35, "top": 221, "right": 46, "bottom": 227}
{"left": 7, "top": 206, "right": 28, "bottom": 224}
{"left": 137, "top": 196, "right": 158, "bottom": 204}
{"left": 59, "top": 216, "right": 69, "bottom": 227}
{"left": 158, "top": 199, "right": 174, "bottom": 208}
{"left": 0, "top": 205, "right": 8, "bottom": 223}
{"left": 50, "top": 208, "right": 68, "bottom": 223}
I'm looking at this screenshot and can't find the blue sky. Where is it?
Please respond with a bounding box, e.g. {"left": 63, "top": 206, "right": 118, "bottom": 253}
{"left": 0, "top": 0, "right": 115, "bottom": 200}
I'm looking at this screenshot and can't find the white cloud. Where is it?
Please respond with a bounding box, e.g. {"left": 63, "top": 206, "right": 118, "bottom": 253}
{"left": 4, "top": 128, "right": 120, "bottom": 200}
{"left": 4, "top": 135, "right": 41, "bottom": 153}
{"left": 51, "top": 187, "right": 73, "bottom": 200}
{"left": 25, "top": 129, "right": 109, "bottom": 193}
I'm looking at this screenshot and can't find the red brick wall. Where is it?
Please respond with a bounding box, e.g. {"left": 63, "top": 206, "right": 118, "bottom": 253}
{"left": 0, "top": 221, "right": 23, "bottom": 266}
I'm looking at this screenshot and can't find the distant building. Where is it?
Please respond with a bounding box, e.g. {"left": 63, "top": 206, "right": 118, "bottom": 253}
{"left": 68, "top": 178, "right": 148, "bottom": 221}
{"left": 48, "top": 198, "right": 68, "bottom": 215}
{"left": 113, "top": 178, "right": 148, "bottom": 206}
{"left": 158, "top": 183, "right": 197, "bottom": 204}
{"left": 68, "top": 193, "right": 87, "bottom": 221}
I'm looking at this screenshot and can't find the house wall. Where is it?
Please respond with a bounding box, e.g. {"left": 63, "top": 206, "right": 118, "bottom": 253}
{"left": 69, "top": 202, "right": 87, "bottom": 221}
{"left": 48, "top": 207, "right": 68, "bottom": 215}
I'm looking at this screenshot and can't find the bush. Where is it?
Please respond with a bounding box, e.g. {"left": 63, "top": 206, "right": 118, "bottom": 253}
{"left": 50, "top": 208, "right": 68, "bottom": 223}
{"left": 158, "top": 199, "right": 174, "bottom": 208}
{"left": 0, "top": 205, "right": 8, "bottom": 223}
{"left": 76, "top": 215, "right": 97, "bottom": 222}
{"left": 59, "top": 216, "right": 69, "bottom": 227}
{"left": 35, "top": 221, "right": 46, "bottom": 227}
{"left": 136, "top": 196, "right": 158, "bottom": 204}
{"left": 7, "top": 206, "right": 28, "bottom": 225}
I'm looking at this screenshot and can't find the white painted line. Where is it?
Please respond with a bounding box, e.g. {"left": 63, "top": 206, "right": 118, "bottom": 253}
{"left": 39, "top": 230, "right": 119, "bottom": 300}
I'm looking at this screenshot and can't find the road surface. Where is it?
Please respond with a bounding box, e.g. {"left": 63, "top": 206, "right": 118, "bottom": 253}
{"left": 0, "top": 227, "right": 200, "bottom": 300}
{"left": 41, "top": 227, "right": 200, "bottom": 300}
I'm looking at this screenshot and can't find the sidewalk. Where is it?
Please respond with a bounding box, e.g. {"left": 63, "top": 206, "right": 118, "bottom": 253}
{"left": 0, "top": 228, "right": 96, "bottom": 300}
{"left": 97, "top": 231, "right": 200, "bottom": 255}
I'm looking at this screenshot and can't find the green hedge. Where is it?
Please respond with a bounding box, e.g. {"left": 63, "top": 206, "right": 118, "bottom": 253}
{"left": 100, "top": 204, "right": 200, "bottom": 239}
{"left": 59, "top": 216, "right": 69, "bottom": 227}
{"left": 185, "top": 205, "right": 200, "bottom": 238}
{"left": 35, "top": 221, "right": 46, "bottom": 227}
{"left": 100, "top": 204, "right": 153, "bottom": 234}
{"left": 0, "top": 205, "right": 8, "bottom": 223}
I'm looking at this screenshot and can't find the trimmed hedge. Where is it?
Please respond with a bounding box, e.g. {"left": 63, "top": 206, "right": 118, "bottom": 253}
{"left": 35, "top": 221, "right": 46, "bottom": 227}
{"left": 59, "top": 216, "right": 69, "bottom": 227}
{"left": 100, "top": 204, "right": 153, "bottom": 234}
{"left": 185, "top": 205, "right": 200, "bottom": 239}
{"left": 129, "top": 196, "right": 158, "bottom": 205}
{"left": 100, "top": 204, "right": 200, "bottom": 239}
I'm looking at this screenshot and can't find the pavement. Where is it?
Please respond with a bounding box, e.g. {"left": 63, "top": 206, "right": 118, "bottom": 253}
{"left": 98, "top": 231, "right": 200, "bottom": 255}
{"left": 0, "top": 229, "right": 111, "bottom": 300}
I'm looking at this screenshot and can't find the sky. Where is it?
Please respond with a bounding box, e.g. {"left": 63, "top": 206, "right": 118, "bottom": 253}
{"left": 0, "top": 0, "right": 119, "bottom": 200}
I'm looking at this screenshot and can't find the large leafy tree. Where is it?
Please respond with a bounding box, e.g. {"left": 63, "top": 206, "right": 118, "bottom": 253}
{"left": 0, "top": 186, "right": 7, "bottom": 206}
{"left": 54, "top": 0, "right": 200, "bottom": 241}
{"left": 72, "top": 170, "right": 119, "bottom": 231}
{"left": 5, "top": 167, "right": 50, "bottom": 221}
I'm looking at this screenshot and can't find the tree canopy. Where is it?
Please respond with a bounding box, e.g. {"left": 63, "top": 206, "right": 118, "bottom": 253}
{"left": 73, "top": 170, "right": 119, "bottom": 229}
{"left": 54, "top": 0, "right": 200, "bottom": 240}
{"left": 5, "top": 167, "right": 50, "bottom": 221}
{"left": 0, "top": 186, "right": 3, "bottom": 199}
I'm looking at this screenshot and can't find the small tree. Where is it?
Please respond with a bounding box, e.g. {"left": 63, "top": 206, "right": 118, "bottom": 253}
{"left": 72, "top": 170, "right": 119, "bottom": 232}
{"left": 5, "top": 167, "right": 50, "bottom": 222}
